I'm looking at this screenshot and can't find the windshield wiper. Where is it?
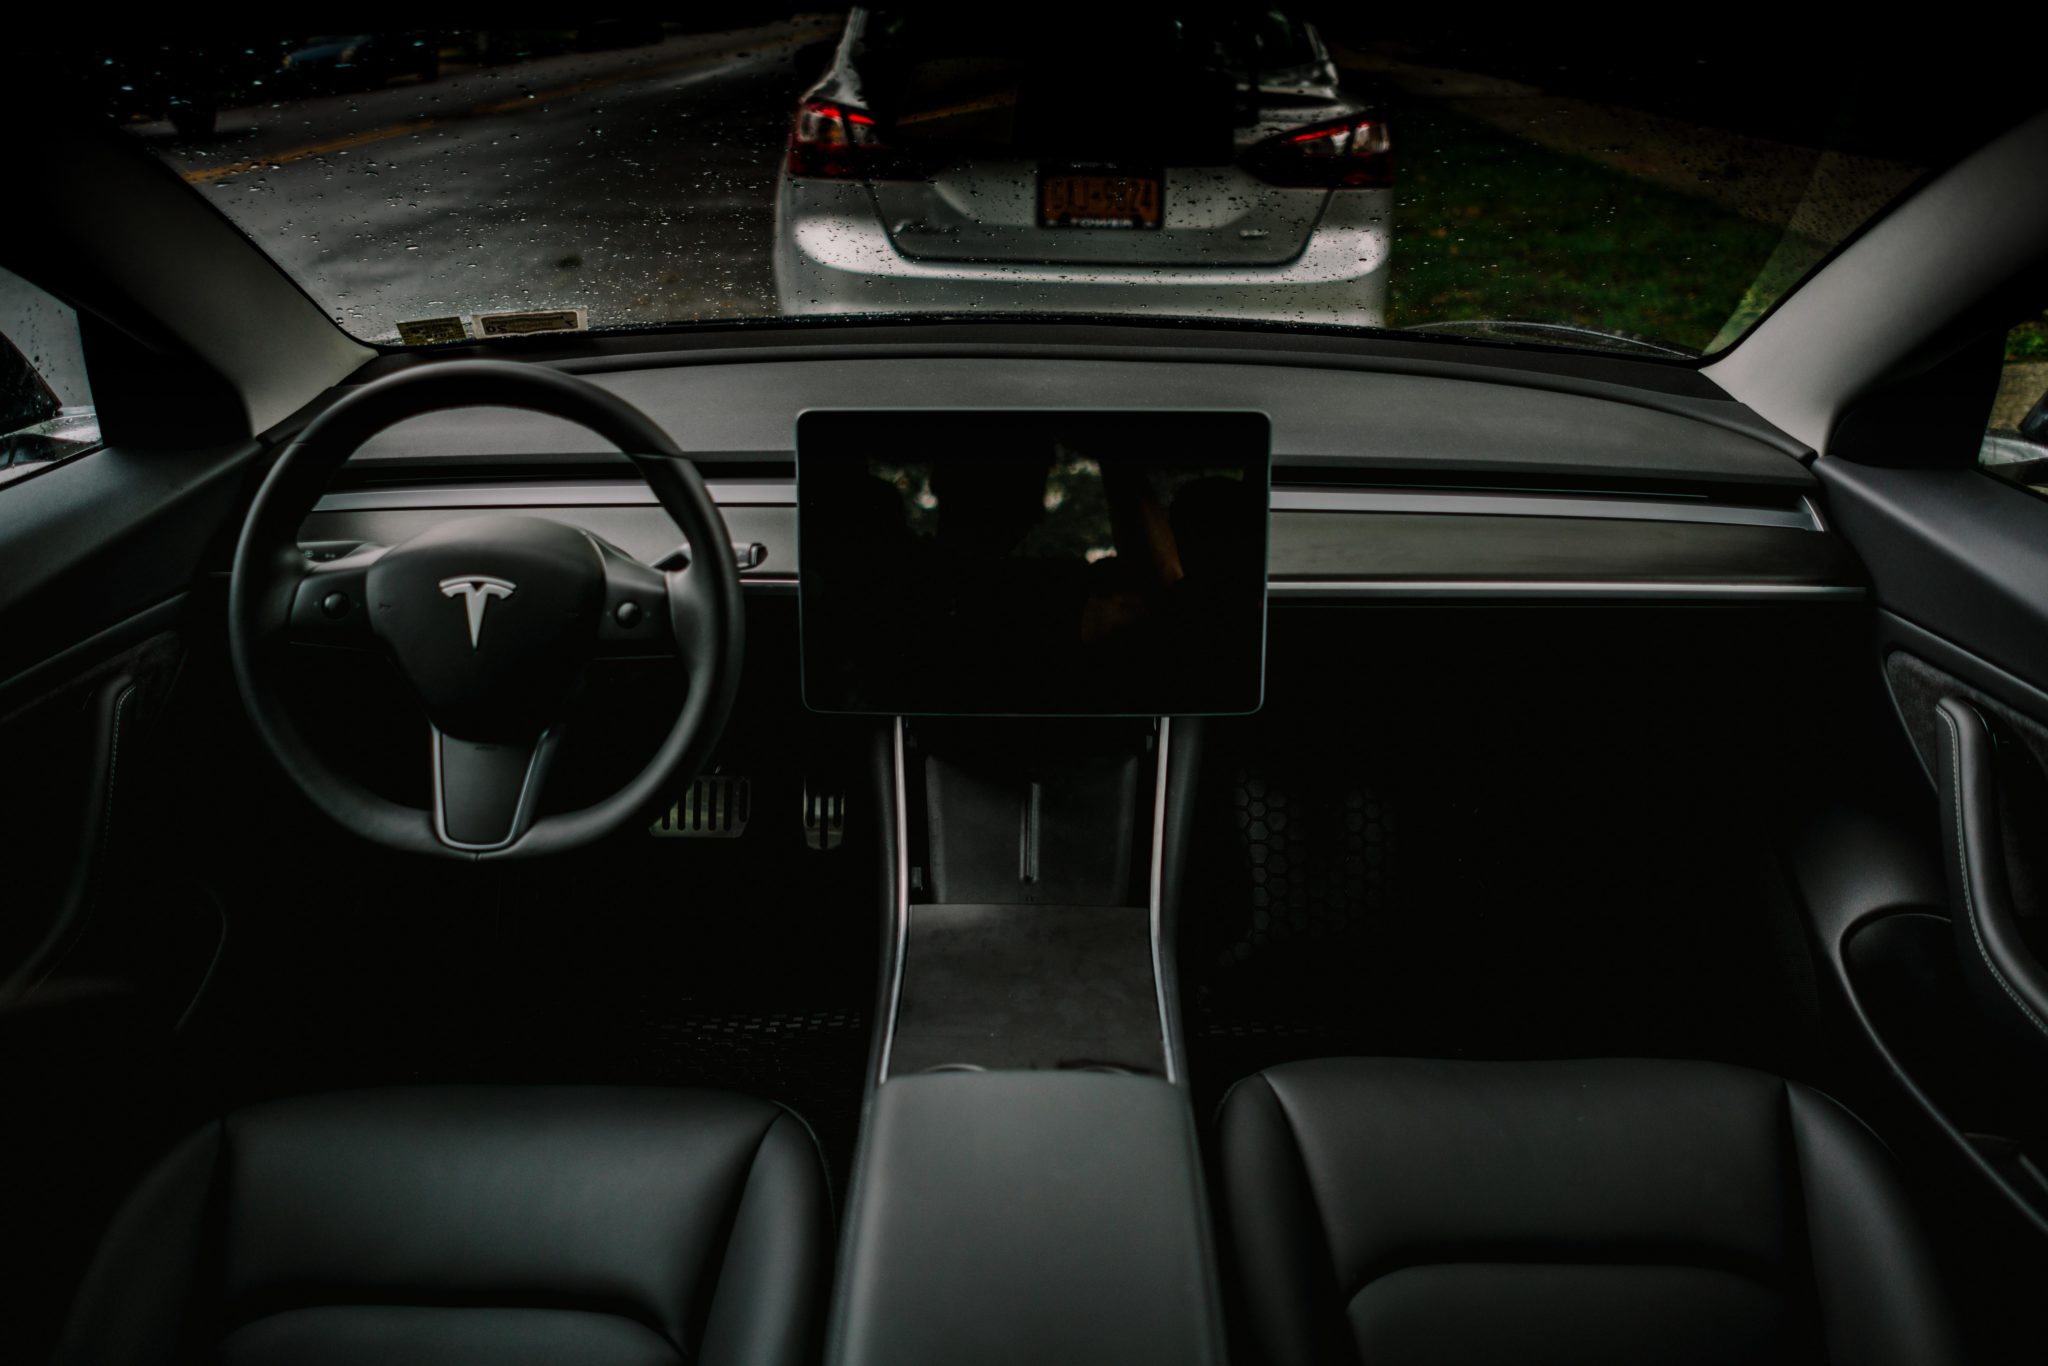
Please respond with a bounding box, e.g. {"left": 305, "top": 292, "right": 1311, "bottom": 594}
{"left": 1402, "top": 319, "right": 1695, "bottom": 359}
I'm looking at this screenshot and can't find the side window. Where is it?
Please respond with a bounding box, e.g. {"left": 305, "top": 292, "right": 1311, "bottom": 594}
{"left": 0, "top": 266, "right": 100, "bottom": 489}
{"left": 1982, "top": 311, "right": 2048, "bottom": 497}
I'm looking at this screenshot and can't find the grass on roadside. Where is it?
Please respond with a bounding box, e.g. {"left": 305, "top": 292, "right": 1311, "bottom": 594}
{"left": 1387, "top": 104, "right": 1805, "bottom": 353}
{"left": 2006, "top": 316, "right": 2048, "bottom": 363}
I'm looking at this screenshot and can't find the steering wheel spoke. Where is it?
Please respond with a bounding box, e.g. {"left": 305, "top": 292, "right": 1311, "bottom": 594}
{"left": 432, "top": 726, "right": 560, "bottom": 852}
{"left": 667, "top": 556, "right": 733, "bottom": 662}
{"left": 592, "top": 539, "right": 680, "bottom": 659}
{"left": 283, "top": 543, "right": 388, "bottom": 650}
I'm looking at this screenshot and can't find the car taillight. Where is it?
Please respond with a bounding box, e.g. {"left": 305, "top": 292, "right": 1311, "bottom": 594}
{"left": 787, "top": 99, "right": 885, "bottom": 180}
{"left": 1251, "top": 116, "right": 1392, "bottom": 189}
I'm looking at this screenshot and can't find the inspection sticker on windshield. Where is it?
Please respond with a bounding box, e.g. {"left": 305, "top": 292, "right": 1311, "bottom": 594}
{"left": 394, "top": 316, "right": 469, "bottom": 345}
{"left": 475, "top": 308, "right": 589, "bottom": 339}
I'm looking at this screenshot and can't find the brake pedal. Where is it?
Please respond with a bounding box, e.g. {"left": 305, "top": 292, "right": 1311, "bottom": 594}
{"left": 651, "top": 774, "right": 750, "bottom": 838}
{"left": 803, "top": 782, "right": 845, "bottom": 851}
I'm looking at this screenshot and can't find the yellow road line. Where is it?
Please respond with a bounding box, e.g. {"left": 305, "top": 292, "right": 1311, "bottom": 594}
{"left": 180, "top": 25, "right": 837, "bottom": 187}
{"left": 184, "top": 120, "right": 436, "bottom": 184}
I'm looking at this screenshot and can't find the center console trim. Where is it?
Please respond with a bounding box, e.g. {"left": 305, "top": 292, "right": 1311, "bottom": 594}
{"left": 878, "top": 716, "right": 911, "bottom": 1083}
{"left": 874, "top": 715, "right": 1178, "bottom": 1084}
{"left": 1150, "top": 716, "right": 1177, "bottom": 1084}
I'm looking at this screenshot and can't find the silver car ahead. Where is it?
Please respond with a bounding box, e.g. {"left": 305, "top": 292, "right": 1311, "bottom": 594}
{"left": 773, "top": 10, "right": 1391, "bottom": 326}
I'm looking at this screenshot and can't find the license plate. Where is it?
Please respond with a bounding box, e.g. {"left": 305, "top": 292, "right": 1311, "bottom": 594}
{"left": 1040, "top": 169, "right": 1162, "bottom": 229}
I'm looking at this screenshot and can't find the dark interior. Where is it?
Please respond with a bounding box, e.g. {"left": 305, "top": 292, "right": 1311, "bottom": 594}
{"left": 7, "top": 19, "right": 2048, "bottom": 1366}
{"left": 12, "top": 566, "right": 2048, "bottom": 1361}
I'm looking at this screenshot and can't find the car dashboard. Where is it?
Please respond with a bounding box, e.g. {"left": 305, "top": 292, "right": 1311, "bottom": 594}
{"left": 300, "top": 343, "right": 1864, "bottom": 610}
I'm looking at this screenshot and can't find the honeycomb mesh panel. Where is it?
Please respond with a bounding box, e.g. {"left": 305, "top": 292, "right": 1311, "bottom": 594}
{"left": 1222, "top": 769, "right": 1395, "bottom": 966}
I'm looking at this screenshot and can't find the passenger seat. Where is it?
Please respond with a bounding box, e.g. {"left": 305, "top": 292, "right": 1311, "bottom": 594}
{"left": 1216, "top": 1057, "right": 1961, "bottom": 1365}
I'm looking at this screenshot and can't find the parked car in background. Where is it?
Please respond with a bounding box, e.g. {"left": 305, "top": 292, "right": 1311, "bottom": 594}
{"left": 774, "top": 9, "right": 1392, "bottom": 325}
{"left": 0, "top": 329, "right": 97, "bottom": 488}
{"left": 98, "top": 38, "right": 283, "bottom": 138}
{"left": 280, "top": 32, "right": 441, "bottom": 92}
{"left": 1981, "top": 391, "right": 2048, "bottom": 492}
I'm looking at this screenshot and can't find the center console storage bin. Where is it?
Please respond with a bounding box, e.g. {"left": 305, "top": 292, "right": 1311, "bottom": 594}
{"left": 827, "top": 1069, "right": 1224, "bottom": 1366}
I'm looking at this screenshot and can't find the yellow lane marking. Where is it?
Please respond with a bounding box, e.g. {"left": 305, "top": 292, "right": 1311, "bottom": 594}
{"left": 180, "top": 25, "right": 838, "bottom": 186}
{"left": 185, "top": 120, "right": 435, "bottom": 184}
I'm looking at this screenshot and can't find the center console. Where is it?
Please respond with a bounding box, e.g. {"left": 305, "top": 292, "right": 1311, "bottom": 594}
{"left": 831, "top": 1069, "right": 1224, "bottom": 1366}
{"left": 882, "top": 718, "right": 1170, "bottom": 1079}
{"left": 828, "top": 717, "right": 1220, "bottom": 1366}
{"left": 798, "top": 411, "right": 1262, "bottom": 1364}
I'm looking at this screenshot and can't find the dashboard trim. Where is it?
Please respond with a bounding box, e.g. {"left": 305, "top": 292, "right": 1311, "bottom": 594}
{"left": 1269, "top": 487, "right": 1817, "bottom": 530}
{"left": 315, "top": 480, "right": 789, "bottom": 511}
{"left": 316, "top": 479, "right": 1818, "bottom": 530}
{"left": 717, "top": 577, "right": 1866, "bottom": 602}
{"left": 1267, "top": 580, "right": 1865, "bottom": 601}
{"left": 305, "top": 482, "right": 1863, "bottom": 605}
{"left": 735, "top": 579, "right": 1861, "bottom": 601}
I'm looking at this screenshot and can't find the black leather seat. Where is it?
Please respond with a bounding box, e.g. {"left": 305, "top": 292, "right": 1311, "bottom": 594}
{"left": 54, "top": 1086, "right": 830, "bottom": 1366}
{"left": 1217, "top": 1058, "right": 1963, "bottom": 1366}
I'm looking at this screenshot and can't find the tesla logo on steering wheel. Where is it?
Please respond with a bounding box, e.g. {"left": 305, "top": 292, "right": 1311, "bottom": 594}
{"left": 439, "top": 576, "right": 516, "bottom": 648}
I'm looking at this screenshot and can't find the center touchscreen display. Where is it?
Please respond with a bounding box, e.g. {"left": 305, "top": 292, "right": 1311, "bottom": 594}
{"left": 797, "top": 410, "right": 1269, "bottom": 716}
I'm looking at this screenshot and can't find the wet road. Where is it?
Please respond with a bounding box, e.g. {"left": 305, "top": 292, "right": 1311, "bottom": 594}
{"left": 140, "top": 21, "right": 836, "bottom": 342}
{"left": 118, "top": 21, "right": 1921, "bottom": 358}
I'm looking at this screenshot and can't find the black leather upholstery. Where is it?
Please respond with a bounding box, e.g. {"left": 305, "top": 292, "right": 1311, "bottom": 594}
{"left": 828, "top": 1071, "right": 1225, "bottom": 1366}
{"left": 1217, "top": 1058, "right": 1962, "bottom": 1366}
{"left": 54, "top": 1086, "right": 830, "bottom": 1366}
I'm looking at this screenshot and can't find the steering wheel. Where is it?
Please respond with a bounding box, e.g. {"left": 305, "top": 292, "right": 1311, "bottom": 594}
{"left": 228, "top": 360, "right": 744, "bottom": 860}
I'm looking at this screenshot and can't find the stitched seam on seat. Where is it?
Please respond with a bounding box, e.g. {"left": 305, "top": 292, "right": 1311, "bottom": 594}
{"left": 1342, "top": 1246, "right": 1788, "bottom": 1306}
{"left": 219, "top": 1290, "right": 686, "bottom": 1348}
{"left": 1779, "top": 1079, "right": 1829, "bottom": 1363}
{"left": 1345, "top": 1258, "right": 1785, "bottom": 1300}
{"left": 227, "top": 1302, "right": 682, "bottom": 1321}
{"left": 1942, "top": 705, "right": 2048, "bottom": 1039}
{"left": 219, "top": 1301, "right": 685, "bottom": 1359}
{"left": 768, "top": 1095, "right": 837, "bottom": 1223}
{"left": 1343, "top": 1257, "right": 1787, "bottom": 1323}
{"left": 687, "top": 1110, "right": 785, "bottom": 1361}
{"left": 199, "top": 1117, "right": 227, "bottom": 1350}
{"left": 1232, "top": 1072, "right": 1359, "bottom": 1366}
{"left": 1257, "top": 1074, "right": 1352, "bottom": 1336}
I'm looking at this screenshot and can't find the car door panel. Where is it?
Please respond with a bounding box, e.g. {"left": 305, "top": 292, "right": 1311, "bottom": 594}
{"left": 1805, "top": 439, "right": 2048, "bottom": 1239}
{"left": 1819, "top": 460, "right": 2048, "bottom": 691}
{"left": 0, "top": 439, "right": 255, "bottom": 688}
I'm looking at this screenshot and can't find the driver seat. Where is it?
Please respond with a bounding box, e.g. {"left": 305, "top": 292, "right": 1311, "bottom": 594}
{"left": 53, "top": 1086, "right": 829, "bottom": 1366}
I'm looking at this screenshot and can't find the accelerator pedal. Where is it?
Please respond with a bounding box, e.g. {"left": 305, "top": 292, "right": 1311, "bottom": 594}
{"left": 803, "top": 781, "right": 845, "bottom": 851}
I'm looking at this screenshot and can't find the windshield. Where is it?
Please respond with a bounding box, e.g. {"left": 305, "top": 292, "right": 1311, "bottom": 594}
{"left": 78, "top": 12, "right": 2033, "bottom": 356}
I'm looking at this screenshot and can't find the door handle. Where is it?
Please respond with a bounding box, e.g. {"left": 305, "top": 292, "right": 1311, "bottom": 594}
{"left": 1934, "top": 695, "right": 2048, "bottom": 1064}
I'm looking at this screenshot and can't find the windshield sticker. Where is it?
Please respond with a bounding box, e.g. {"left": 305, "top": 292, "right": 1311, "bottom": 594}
{"left": 474, "top": 308, "right": 588, "bottom": 339}
{"left": 394, "top": 316, "right": 469, "bottom": 346}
